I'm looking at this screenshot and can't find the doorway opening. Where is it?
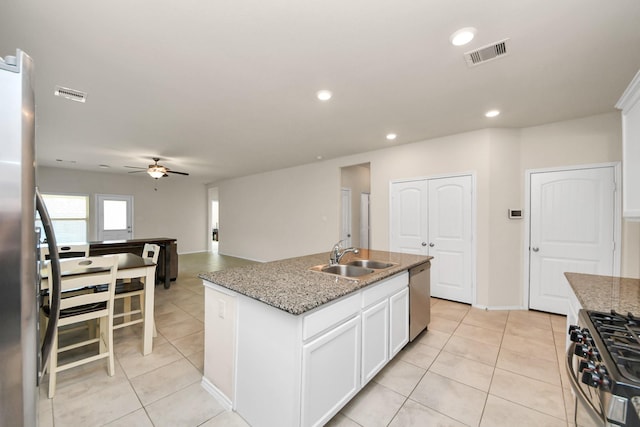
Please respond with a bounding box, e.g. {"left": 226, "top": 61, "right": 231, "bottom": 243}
{"left": 340, "top": 163, "right": 371, "bottom": 249}
{"left": 208, "top": 187, "right": 219, "bottom": 253}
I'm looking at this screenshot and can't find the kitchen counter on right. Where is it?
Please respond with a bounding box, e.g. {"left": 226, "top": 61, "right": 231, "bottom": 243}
{"left": 564, "top": 272, "right": 640, "bottom": 314}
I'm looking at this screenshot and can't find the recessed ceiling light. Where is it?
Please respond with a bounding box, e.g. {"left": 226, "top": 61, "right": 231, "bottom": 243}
{"left": 386, "top": 133, "right": 397, "bottom": 141}
{"left": 485, "top": 109, "right": 500, "bottom": 118}
{"left": 316, "top": 155, "right": 323, "bottom": 160}
{"left": 316, "top": 90, "right": 332, "bottom": 101}
{"left": 450, "top": 27, "right": 477, "bottom": 46}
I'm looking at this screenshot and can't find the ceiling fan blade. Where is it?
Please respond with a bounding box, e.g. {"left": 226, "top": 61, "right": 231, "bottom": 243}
{"left": 127, "top": 170, "right": 145, "bottom": 174}
{"left": 124, "top": 165, "right": 146, "bottom": 170}
{"left": 166, "top": 170, "right": 189, "bottom": 176}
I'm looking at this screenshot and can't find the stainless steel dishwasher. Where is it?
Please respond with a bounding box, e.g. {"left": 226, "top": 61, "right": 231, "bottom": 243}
{"left": 409, "top": 262, "right": 431, "bottom": 341}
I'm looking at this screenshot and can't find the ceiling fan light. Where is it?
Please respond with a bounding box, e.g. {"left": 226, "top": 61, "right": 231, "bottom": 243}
{"left": 148, "top": 168, "right": 165, "bottom": 179}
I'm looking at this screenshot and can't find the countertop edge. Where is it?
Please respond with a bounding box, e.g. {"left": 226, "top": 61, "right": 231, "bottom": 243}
{"left": 199, "top": 251, "right": 431, "bottom": 316}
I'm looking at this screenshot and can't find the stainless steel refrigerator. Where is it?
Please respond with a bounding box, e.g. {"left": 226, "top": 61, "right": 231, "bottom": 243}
{"left": 1, "top": 49, "right": 62, "bottom": 427}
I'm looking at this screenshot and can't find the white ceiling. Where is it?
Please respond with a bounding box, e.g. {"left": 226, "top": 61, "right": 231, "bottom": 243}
{"left": 2, "top": 0, "right": 640, "bottom": 183}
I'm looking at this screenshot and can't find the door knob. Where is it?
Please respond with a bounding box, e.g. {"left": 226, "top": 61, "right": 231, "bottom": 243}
{"left": 421, "top": 242, "right": 427, "bottom": 247}
{"left": 532, "top": 247, "right": 539, "bottom": 252}
{"left": 429, "top": 242, "right": 435, "bottom": 247}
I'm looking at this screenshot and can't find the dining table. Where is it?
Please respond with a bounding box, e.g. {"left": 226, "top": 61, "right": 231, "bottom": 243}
{"left": 41, "top": 253, "right": 156, "bottom": 355}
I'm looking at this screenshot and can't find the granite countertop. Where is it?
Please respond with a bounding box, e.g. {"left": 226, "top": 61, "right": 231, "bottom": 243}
{"left": 565, "top": 272, "right": 640, "bottom": 314}
{"left": 199, "top": 249, "right": 431, "bottom": 315}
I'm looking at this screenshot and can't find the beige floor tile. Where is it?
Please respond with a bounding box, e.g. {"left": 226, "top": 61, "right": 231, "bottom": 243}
{"left": 497, "top": 347, "right": 561, "bottom": 386}
{"left": 145, "top": 382, "right": 226, "bottom": 427}
{"left": 130, "top": 358, "right": 202, "bottom": 405}
{"left": 551, "top": 314, "right": 567, "bottom": 333}
{"left": 453, "top": 323, "right": 504, "bottom": 347}
{"left": 416, "top": 328, "right": 451, "bottom": 350}
{"left": 428, "top": 317, "right": 461, "bottom": 334}
{"left": 154, "top": 308, "right": 195, "bottom": 328}
{"left": 373, "top": 358, "right": 426, "bottom": 396}
{"left": 187, "top": 350, "right": 205, "bottom": 373}
{"left": 104, "top": 408, "right": 154, "bottom": 427}
{"left": 501, "top": 333, "right": 557, "bottom": 362}
{"left": 388, "top": 399, "right": 467, "bottom": 427}
{"left": 341, "top": 382, "right": 406, "bottom": 427}
{"left": 507, "top": 310, "right": 552, "bottom": 330}
{"left": 462, "top": 308, "right": 508, "bottom": 332}
{"left": 172, "top": 330, "right": 204, "bottom": 357}
{"left": 326, "top": 413, "right": 362, "bottom": 427}
{"left": 157, "top": 316, "right": 204, "bottom": 341}
{"left": 443, "top": 335, "right": 500, "bottom": 367}
{"left": 38, "top": 400, "right": 54, "bottom": 427}
{"left": 505, "top": 322, "right": 555, "bottom": 344}
{"left": 430, "top": 351, "right": 495, "bottom": 392}
{"left": 490, "top": 368, "right": 566, "bottom": 420}
{"left": 47, "top": 358, "right": 128, "bottom": 404}
{"left": 199, "top": 410, "right": 251, "bottom": 426}
{"left": 398, "top": 340, "right": 440, "bottom": 369}
{"left": 53, "top": 381, "right": 142, "bottom": 426}
{"left": 431, "top": 304, "right": 470, "bottom": 322}
{"left": 118, "top": 341, "right": 183, "bottom": 379}
{"left": 410, "top": 371, "right": 487, "bottom": 426}
{"left": 480, "top": 395, "right": 567, "bottom": 427}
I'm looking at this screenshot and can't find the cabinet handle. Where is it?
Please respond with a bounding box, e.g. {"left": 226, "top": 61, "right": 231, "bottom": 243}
{"left": 429, "top": 242, "right": 435, "bottom": 247}
{"left": 421, "top": 242, "right": 427, "bottom": 247}
{"left": 532, "top": 247, "right": 539, "bottom": 252}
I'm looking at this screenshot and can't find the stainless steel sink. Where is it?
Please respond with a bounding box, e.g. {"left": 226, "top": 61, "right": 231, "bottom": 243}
{"left": 309, "top": 263, "right": 375, "bottom": 278}
{"left": 320, "top": 264, "right": 375, "bottom": 277}
{"left": 346, "top": 259, "right": 396, "bottom": 269}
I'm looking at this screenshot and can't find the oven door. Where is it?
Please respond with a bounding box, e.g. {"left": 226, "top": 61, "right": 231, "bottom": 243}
{"left": 567, "top": 343, "right": 609, "bottom": 426}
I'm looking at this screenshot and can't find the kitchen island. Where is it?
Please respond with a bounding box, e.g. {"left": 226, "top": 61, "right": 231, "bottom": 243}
{"left": 199, "top": 249, "right": 430, "bottom": 427}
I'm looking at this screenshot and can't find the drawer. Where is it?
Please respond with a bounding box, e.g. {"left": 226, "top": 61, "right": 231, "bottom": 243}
{"left": 362, "top": 272, "right": 408, "bottom": 308}
{"left": 303, "top": 293, "right": 360, "bottom": 341}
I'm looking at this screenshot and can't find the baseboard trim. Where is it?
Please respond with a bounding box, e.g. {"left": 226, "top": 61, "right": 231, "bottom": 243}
{"left": 201, "top": 377, "right": 233, "bottom": 411}
{"left": 472, "top": 304, "right": 528, "bottom": 311}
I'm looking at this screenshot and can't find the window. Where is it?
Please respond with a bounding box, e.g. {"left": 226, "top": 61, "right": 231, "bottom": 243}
{"left": 36, "top": 194, "right": 89, "bottom": 244}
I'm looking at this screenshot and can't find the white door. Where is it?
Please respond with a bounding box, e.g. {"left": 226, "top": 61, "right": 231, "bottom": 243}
{"left": 390, "top": 180, "right": 428, "bottom": 255}
{"left": 360, "top": 193, "right": 370, "bottom": 249}
{"left": 529, "top": 167, "right": 615, "bottom": 314}
{"left": 341, "top": 188, "right": 352, "bottom": 247}
{"left": 428, "top": 176, "right": 473, "bottom": 304}
{"left": 97, "top": 194, "right": 133, "bottom": 241}
{"left": 390, "top": 176, "right": 473, "bottom": 303}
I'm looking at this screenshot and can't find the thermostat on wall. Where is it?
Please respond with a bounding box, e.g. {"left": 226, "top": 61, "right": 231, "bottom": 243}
{"left": 508, "top": 209, "right": 522, "bottom": 219}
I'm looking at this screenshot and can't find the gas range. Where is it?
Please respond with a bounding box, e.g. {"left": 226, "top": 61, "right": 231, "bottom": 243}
{"left": 569, "top": 309, "right": 640, "bottom": 426}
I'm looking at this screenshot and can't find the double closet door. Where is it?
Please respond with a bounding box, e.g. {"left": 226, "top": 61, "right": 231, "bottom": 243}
{"left": 390, "top": 175, "right": 473, "bottom": 304}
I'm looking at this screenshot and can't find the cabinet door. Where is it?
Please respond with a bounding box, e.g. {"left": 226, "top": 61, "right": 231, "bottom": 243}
{"left": 361, "top": 299, "right": 389, "bottom": 386}
{"left": 301, "top": 316, "right": 361, "bottom": 427}
{"left": 389, "top": 287, "right": 409, "bottom": 357}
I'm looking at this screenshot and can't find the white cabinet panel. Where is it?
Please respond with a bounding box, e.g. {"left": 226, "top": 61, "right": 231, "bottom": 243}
{"left": 617, "top": 69, "right": 640, "bottom": 219}
{"left": 302, "top": 316, "right": 361, "bottom": 427}
{"left": 389, "top": 287, "right": 409, "bottom": 357}
{"left": 361, "top": 299, "right": 389, "bottom": 385}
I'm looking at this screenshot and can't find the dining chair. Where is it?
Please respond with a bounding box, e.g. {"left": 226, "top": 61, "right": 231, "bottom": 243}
{"left": 40, "top": 243, "right": 90, "bottom": 262}
{"left": 42, "top": 255, "right": 118, "bottom": 398}
{"left": 113, "top": 243, "right": 160, "bottom": 331}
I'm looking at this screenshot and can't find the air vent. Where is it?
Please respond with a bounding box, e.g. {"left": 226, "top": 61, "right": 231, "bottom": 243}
{"left": 464, "top": 39, "right": 510, "bottom": 67}
{"left": 54, "top": 85, "right": 87, "bottom": 103}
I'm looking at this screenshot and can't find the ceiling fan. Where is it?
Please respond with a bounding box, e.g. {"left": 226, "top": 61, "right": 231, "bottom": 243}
{"left": 125, "top": 157, "right": 190, "bottom": 179}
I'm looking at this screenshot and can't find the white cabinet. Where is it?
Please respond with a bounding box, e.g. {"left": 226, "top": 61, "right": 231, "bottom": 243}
{"left": 616, "top": 69, "right": 640, "bottom": 219}
{"left": 302, "top": 316, "right": 361, "bottom": 427}
{"left": 203, "top": 271, "right": 409, "bottom": 427}
{"left": 361, "top": 299, "right": 389, "bottom": 385}
{"left": 389, "top": 287, "right": 409, "bottom": 357}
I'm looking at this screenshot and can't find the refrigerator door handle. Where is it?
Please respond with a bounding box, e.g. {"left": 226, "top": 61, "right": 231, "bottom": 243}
{"left": 36, "top": 189, "right": 61, "bottom": 382}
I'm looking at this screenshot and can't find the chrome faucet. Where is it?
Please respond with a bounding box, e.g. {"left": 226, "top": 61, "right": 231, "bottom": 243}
{"left": 329, "top": 240, "right": 359, "bottom": 265}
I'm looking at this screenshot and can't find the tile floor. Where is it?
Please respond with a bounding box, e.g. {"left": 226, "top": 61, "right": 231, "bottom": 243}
{"left": 39, "top": 252, "right": 577, "bottom": 427}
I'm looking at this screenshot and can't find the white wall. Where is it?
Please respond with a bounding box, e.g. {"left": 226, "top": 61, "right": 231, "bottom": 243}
{"left": 216, "top": 112, "right": 640, "bottom": 308}
{"left": 37, "top": 167, "right": 208, "bottom": 254}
